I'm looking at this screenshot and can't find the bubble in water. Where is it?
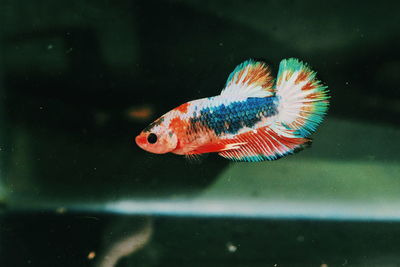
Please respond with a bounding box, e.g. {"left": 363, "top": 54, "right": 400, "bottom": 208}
{"left": 87, "top": 251, "right": 96, "bottom": 260}
{"left": 226, "top": 242, "right": 237, "bottom": 253}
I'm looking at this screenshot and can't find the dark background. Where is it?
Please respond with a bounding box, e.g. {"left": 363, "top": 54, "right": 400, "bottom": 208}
{"left": 1, "top": 0, "right": 400, "bottom": 266}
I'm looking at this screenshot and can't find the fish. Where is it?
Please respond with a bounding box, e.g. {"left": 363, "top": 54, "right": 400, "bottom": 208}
{"left": 135, "top": 58, "right": 329, "bottom": 162}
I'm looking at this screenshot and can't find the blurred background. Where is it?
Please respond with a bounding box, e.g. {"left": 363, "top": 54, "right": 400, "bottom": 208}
{"left": 1, "top": 0, "right": 400, "bottom": 266}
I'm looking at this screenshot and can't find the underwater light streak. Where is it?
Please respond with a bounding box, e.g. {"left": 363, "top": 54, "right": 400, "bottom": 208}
{"left": 9, "top": 199, "right": 400, "bottom": 221}
{"left": 96, "top": 199, "right": 400, "bottom": 221}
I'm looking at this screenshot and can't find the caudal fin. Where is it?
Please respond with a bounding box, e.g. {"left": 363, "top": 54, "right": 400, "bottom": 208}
{"left": 275, "top": 58, "right": 329, "bottom": 137}
{"left": 217, "top": 58, "right": 329, "bottom": 162}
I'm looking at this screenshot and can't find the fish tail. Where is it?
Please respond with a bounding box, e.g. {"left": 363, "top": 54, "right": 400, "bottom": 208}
{"left": 218, "top": 58, "right": 329, "bottom": 162}
{"left": 275, "top": 58, "right": 329, "bottom": 138}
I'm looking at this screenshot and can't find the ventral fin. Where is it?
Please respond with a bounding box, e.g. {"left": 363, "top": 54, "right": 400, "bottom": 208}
{"left": 221, "top": 59, "right": 274, "bottom": 98}
{"left": 184, "top": 153, "right": 207, "bottom": 164}
{"left": 189, "top": 142, "right": 228, "bottom": 155}
{"left": 218, "top": 126, "right": 310, "bottom": 162}
{"left": 188, "top": 141, "right": 247, "bottom": 155}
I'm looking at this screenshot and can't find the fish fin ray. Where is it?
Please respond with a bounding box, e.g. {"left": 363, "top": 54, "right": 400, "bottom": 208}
{"left": 184, "top": 153, "right": 206, "bottom": 164}
{"left": 218, "top": 126, "right": 310, "bottom": 162}
{"left": 221, "top": 59, "right": 274, "bottom": 98}
{"left": 276, "top": 58, "right": 329, "bottom": 137}
{"left": 190, "top": 142, "right": 230, "bottom": 154}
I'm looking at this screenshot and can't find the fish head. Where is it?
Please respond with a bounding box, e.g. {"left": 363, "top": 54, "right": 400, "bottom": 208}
{"left": 135, "top": 116, "right": 178, "bottom": 154}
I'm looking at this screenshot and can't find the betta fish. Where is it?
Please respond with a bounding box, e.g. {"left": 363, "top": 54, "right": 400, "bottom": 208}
{"left": 135, "top": 58, "right": 329, "bottom": 162}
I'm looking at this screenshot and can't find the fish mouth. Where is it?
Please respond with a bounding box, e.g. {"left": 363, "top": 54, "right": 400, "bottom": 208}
{"left": 135, "top": 135, "right": 147, "bottom": 150}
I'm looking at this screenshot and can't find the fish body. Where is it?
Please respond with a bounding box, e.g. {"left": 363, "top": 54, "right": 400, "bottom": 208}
{"left": 135, "top": 58, "right": 329, "bottom": 162}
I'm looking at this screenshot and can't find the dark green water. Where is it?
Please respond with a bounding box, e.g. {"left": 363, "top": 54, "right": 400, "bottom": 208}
{"left": 1, "top": 1, "right": 400, "bottom": 266}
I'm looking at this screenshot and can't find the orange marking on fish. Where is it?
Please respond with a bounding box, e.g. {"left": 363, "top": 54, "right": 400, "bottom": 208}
{"left": 169, "top": 117, "right": 186, "bottom": 135}
{"left": 302, "top": 81, "right": 315, "bottom": 91}
{"left": 307, "top": 92, "right": 323, "bottom": 99}
{"left": 174, "top": 102, "right": 190, "bottom": 113}
{"left": 295, "top": 71, "right": 309, "bottom": 84}
{"left": 190, "top": 142, "right": 227, "bottom": 154}
{"left": 135, "top": 135, "right": 147, "bottom": 145}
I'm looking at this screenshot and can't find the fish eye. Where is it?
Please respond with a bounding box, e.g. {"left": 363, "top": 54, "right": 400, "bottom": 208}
{"left": 147, "top": 133, "right": 158, "bottom": 144}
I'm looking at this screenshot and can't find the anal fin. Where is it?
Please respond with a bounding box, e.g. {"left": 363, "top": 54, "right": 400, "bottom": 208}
{"left": 218, "top": 126, "right": 310, "bottom": 162}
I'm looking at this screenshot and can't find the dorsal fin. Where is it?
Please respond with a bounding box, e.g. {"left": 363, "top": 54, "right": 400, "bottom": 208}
{"left": 221, "top": 59, "right": 275, "bottom": 98}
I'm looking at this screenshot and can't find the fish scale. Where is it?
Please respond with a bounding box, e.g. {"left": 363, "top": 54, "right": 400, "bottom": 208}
{"left": 190, "top": 97, "right": 277, "bottom": 136}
